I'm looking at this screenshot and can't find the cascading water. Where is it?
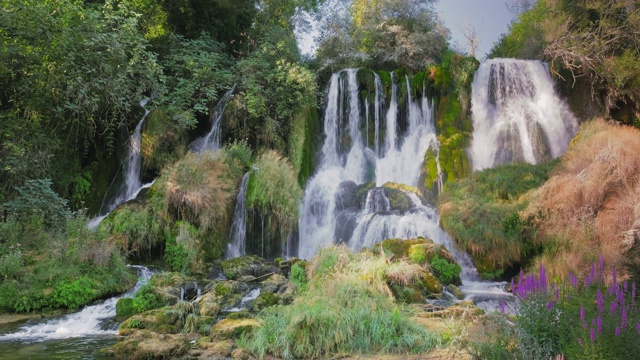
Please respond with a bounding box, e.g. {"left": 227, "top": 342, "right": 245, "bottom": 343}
{"left": 298, "top": 68, "right": 516, "bottom": 312}
{"left": 0, "top": 266, "right": 154, "bottom": 342}
{"left": 192, "top": 84, "right": 237, "bottom": 152}
{"left": 470, "top": 59, "right": 578, "bottom": 170}
{"left": 226, "top": 172, "right": 250, "bottom": 258}
{"left": 88, "top": 100, "right": 155, "bottom": 229}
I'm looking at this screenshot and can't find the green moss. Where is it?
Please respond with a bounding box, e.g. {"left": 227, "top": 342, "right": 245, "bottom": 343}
{"left": 141, "top": 108, "right": 188, "bottom": 179}
{"left": 379, "top": 238, "right": 428, "bottom": 259}
{"left": 253, "top": 291, "right": 279, "bottom": 311}
{"left": 408, "top": 244, "right": 427, "bottom": 264}
{"left": 116, "top": 298, "right": 135, "bottom": 320}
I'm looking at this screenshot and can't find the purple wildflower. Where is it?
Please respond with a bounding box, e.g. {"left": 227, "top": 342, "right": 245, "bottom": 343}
{"left": 580, "top": 306, "right": 585, "bottom": 322}
{"left": 500, "top": 302, "right": 505, "bottom": 314}
{"left": 632, "top": 282, "right": 636, "bottom": 305}
{"left": 577, "top": 337, "right": 583, "bottom": 346}
{"left": 597, "top": 289, "right": 604, "bottom": 313}
{"left": 555, "top": 288, "right": 560, "bottom": 301}
{"left": 547, "top": 301, "right": 554, "bottom": 310}
{"left": 570, "top": 273, "right": 578, "bottom": 288}
{"left": 597, "top": 315, "right": 603, "bottom": 333}
{"left": 590, "top": 328, "right": 596, "bottom": 342}
{"left": 637, "top": 322, "right": 640, "bottom": 335}
{"left": 615, "top": 326, "right": 620, "bottom": 337}
{"left": 624, "top": 280, "right": 628, "bottom": 292}
{"left": 610, "top": 299, "right": 618, "bottom": 315}
{"left": 539, "top": 263, "right": 547, "bottom": 293}
{"left": 622, "top": 307, "right": 627, "bottom": 329}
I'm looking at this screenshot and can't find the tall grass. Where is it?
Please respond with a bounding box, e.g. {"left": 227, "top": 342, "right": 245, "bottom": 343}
{"left": 438, "top": 161, "right": 556, "bottom": 274}
{"left": 242, "top": 246, "right": 441, "bottom": 359}
{"left": 524, "top": 119, "right": 640, "bottom": 279}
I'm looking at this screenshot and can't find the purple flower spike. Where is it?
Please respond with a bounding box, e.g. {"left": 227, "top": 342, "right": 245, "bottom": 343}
{"left": 632, "top": 282, "right": 636, "bottom": 305}
{"left": 610, "top": 299, "right": 618, "bottom": 315}
{"left": 500, "top": 302, "right": 505, "bottom": 314}
{"left": 597, "top": 315, "right": 603, "bottom": 333}
{"left": 597, "top": 289, "right": 604, "bottom": 313}
{"left": 580, "top": 307, "right": 585, "bottom": 322}
{"left": 624, "top": 280, "right": 628, "bottom": 292}
{"left": 615, "top": 326, "right": 620, "bottom": 337}
{"left": 590, "top": 328, "right": 596, "bottom": 342}
{"left": 578, "top": 337, "right": 583, "bottom": 346}
{"left": 622, "top": 307, "right": 627, "bottom": 329}
{"left": 555, "top": 288, "right": 560, "bottom": 301}
{"left": 547, "top": 301, "right": 554, "bottom": 310}
{"left": 570, "top": 273, "right": 578, "bottom": 288}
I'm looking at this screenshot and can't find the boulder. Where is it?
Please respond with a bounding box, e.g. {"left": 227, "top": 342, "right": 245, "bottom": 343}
{"left": 110, "top": 330, "right": 190, "bottom": 360}
{"left": 221, "top": 256, "right": 282, "bottom": 280}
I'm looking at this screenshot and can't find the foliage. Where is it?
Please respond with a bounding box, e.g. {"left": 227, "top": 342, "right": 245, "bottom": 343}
{"left": 316, "top": 0, "right": 447, "bottom": 72}
{"left": 245, "top": 151, "right": 303, "bottom": 255}
{"left": 0, "top": 0, "right": 161, "bottom": 202}
{"left": 159, "top": 33, "right": 234, "bottom": 129}
{"left": 489, "top": 0, "right": 548, "bottom": 59}
{"left": 164, "top": 221, "right": 203, "bottom": 275}
{"left": 476, "top": 261, "right": 640, "bottom": 359}
{"left": 439, "top": 161, "right": 557, "bottom": 275}
{"left": 232, "top": 25, "right": 318, "bottom": 151}
{"left": 132, "top": 284, "right": 164, "bottom": 313}
{"left": 430, "top": 255, "right": 462, "bottom": 285}
{"left": 0, "top": 212, "right": 134, "bottom": 312}
{"left": 290, "top": 262, "right": 308, "bottom": 291}
{"left": 242, "top": 246, "right": 441, "bottom": 359}
{"left": 3, "top": 179, "right": 70, "bottom": 228}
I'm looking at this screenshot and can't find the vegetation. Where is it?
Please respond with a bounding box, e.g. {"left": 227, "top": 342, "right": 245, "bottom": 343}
{"left": 439, "top": 161, "right": 557, "bottom": 276}
{"left": 471, "top": 261, "right": 640, "bottom": 360}
{"left": 523, "top": 119, "right": 640, "bottom": 279}
{"left": 491, "top": 0, "right": 640, "bottom": 123}
{"left": 241, "top": 246, "right": 441, "bottom": 359}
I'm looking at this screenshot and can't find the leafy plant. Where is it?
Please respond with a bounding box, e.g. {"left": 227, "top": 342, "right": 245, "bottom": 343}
{"left": 430, "top": 255, "right": 461, "bottom": 285}
{"left": 132, "top": 285, "right": 163, "bottom": 313}
{"left": 290, "top": 262, "right": 308, "bottom": 292}
{"left": 51, "top": 277, "right": 96, "bottom": 309}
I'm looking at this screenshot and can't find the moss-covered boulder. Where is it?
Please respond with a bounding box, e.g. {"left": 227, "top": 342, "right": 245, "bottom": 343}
{"left": 211, "top": 318, "right": 260, "bottom": 339}
{"left": 221, "top": 255, "right": 281, "bottom": 280}
{"left": 198, "top": 292, "right": 221, "bottom": 318}
{"left": 115, "top": 298, "right": 135, "bottom": 320}
{"left": 110, "top": 330, "right": 190, "bottom": 360}
{"left": 252, "top": 291, "right": 280, "bottom": 312}
{"left": 119, "top": 308, "right": 183, "bottom": 336}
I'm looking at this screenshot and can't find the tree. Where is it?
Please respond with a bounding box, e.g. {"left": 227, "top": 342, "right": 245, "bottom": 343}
{"left": 458, "top": 20, "right": 481, "bottom": 58}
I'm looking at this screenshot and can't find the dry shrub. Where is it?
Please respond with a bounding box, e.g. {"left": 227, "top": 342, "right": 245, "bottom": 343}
{"left": 524, "top": 119, "right": 640, "bottom": 279}
{"left": 161, "top": 150, "right": 235, "bottom": 230}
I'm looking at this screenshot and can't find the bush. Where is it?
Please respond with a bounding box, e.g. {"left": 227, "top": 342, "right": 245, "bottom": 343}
{"left": 430, "top": 255, "right": 462, "bottom": 285}
{"left": 50, "top": 277, "right": 96, "bottom": 309}
{"left": 132, "top": 285, "right": 164, "bottom": 314}
{"left": 3, "top": 178, "right": 71, "bottom": 227}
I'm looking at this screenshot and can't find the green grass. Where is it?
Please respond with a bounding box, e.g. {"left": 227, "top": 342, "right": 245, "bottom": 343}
{"left": 241, "top": 246, "right": 441, "bottom": 359}
{"left": 438, "top": 161, "right": 558, "bottom": 276}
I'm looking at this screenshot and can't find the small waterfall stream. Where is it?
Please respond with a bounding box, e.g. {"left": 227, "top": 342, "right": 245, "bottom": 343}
{"left": 226, "top": 172, "right": 251, "bottom": 258}
{"left": 192, "top": 85, "right": 236, "bottom": 152}
{"left": 0, "top": 266, "right": 154, "bottom": 342}
{"left": 88, "top": 99, "right": 154, "bottom": 229}
{"left": 470, "top": 59, "right": 578, "bottom": 170}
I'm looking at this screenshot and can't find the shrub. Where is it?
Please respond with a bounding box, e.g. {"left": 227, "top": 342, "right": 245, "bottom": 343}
{"left": 430, "top": 255, "right": 462, "bottom": 285}
{"left": 51, "top": 277, "right": 96, "bottom": 309}
{"left": 132, "top": 285, "right": 164, "bottom": 313}
{"left": 3, "top": 178, "right": 71, "bottom": 227}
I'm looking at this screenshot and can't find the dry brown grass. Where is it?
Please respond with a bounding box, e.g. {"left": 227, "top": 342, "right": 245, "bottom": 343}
{"left": 161, "top": 150, "right": 236, "bottom": 231}
{"left": 524, "top": 119, "right": 640, "bottom": 280}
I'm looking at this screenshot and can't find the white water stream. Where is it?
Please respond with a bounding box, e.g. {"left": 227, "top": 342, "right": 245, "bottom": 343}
{"left": 0, "top": 266, "right": 154, "bottom": 342}
{"left": 226, "top": 172, "right": 251, "bottom": 258}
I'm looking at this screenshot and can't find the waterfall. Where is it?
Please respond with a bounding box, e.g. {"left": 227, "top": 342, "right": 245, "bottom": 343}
{"left": 298, "top": 69, "right": 442, "bottom": 260}
{"left": 226, "top": 172, "right": 250, "bottom": 259}
{"left": 193, "top": 84, "right": 237, "bottom": 152}
{"left": 88, "top": 100, "right": 154, "bottom": 229}
{"left": 0, "top": 266, "right": 154, "bottom": 341}
{"left": 470, "top": 59, "right": 578, "bottom": 170}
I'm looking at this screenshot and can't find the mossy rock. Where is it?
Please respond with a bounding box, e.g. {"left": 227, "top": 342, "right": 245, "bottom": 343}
{"left": 211, "top": 318, "right": 260, "bottom": 339}
{"left": 378, "top": 238, "right": 430, "bottom": 259}
{"left": 419, "top": 271, "right": 443, "bottom": 295}
{"left": 447, "top": 284, "right": 465, "bottom": 300}
{"left": 110, "top": 329, "right": 190, "bottom": 360}
{"left": 391, "top": 284, "right": 426, "bottom": 304}
{"left": 198, "top": 292, "right": 221, "bottom": 318}
{"left": 252, "top": 292, "right": 280, "bottom": 312}
{"left": 119, "top": 307, "right": 186, "bottom": 336}
{"left": 116, "top": 298, "right": 135, "bottom": 320}
{"left": 221, "top": 255, "right": 280, "bottom": 280}
{"left": 382, "top": 187, "right": 412, "bottom": 211}
{"left": 354, "top": 182, "right": 375, "bottom": 205}
{"left": 382, "top": 182, "right": 422, "bottom": 197}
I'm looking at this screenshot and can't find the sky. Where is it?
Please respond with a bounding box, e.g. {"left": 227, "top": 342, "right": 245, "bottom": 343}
{"left": 296, "top": 0, "right": 518, "bottom": 60}
{"left": 436, "top": 0, "right": 516, "bottom": 59}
